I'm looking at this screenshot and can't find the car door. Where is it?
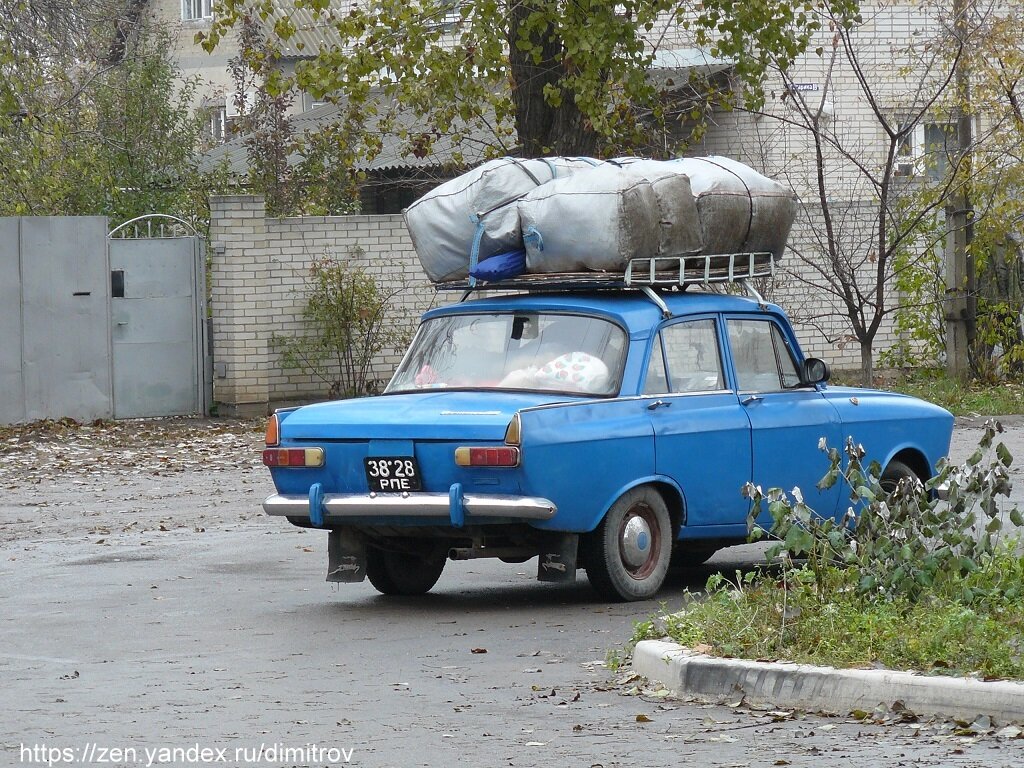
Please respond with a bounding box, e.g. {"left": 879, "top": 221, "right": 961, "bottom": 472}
{"left": 644, "top": 317, "right": 752, "bottom": 533}
{"left": 725, "top": 316, "right": 843, "bottom": 523}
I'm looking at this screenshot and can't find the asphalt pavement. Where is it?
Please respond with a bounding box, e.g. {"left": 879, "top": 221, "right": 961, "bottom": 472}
{"left": 1, "top": 416, "right": 1023, "bottom": 767}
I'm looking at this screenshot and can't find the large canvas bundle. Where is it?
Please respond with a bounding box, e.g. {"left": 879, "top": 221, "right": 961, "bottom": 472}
{"left": 608, "top": 159, "right": 703, "bottom": 257}
{"left": 519, "top": 165, "right": 662, "bottom": 273}
{"left": 403, "top": 156, "right": 600, "bottom": 282}
{"left": 668, "top": 156, "right": 797, "bottom": 258}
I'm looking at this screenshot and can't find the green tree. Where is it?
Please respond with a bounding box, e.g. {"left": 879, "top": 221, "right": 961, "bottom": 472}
{"left": 0, "top": 15, "right": 227, "bottom": 229}
{"left": 735, "top": 0, "right": 1009, "bottom": 384}
{"left": 201, "top": 0, "right": 859, "bottom": 162}
{"left": 227, "top": 13, "right": 363, "bottom": 216}
{"left": 855, "top": 2, "right": 1024, "bottom": 381}
{"left": 954, "top": 8, "right": 1024, "bottom": 379}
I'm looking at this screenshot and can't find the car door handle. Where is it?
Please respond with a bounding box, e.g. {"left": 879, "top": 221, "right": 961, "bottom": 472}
{"left": 741, "top": 395, "right": 763, "bottom": 405}
{"left": 647, "top": 400, "right": 671, "bottom": 410}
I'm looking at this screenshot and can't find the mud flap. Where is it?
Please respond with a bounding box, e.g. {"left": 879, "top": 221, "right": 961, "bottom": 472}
{"left": 537, "top": 533, "right": 578, "bottom": 583}
{"left": 326, "top": 529, "right": 367, "bottom": 583}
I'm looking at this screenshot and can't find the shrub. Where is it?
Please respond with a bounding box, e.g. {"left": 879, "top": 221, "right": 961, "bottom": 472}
{"left": 744, "top": 420, "right": 1022, "bottom": 604}
{"left": 273, "top": 250, "right": 411, "bottom": 399}
{"left": 634, "top": 424, "right": 1024, "bottom": 678}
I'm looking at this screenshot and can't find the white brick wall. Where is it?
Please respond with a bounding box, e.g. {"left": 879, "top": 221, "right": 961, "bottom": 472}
{"left": 209, "top": 196, "right": 447, "bottom": 414}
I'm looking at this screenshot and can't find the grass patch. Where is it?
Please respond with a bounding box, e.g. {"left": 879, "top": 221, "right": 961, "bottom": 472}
{"left": 834, "top": 369, "right": 1024, "bottom": 415}
{"left": 637, "top": 558, "right": 1024, "bottom": 680}
{"left": 889, "top": 374, "right": 1024, "bottom": 416}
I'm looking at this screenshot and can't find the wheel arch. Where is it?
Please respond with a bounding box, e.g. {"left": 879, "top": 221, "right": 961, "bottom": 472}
{"left": 591, "top": 476, "right": 684, "bottom": 538}
{"left": 885, "top": 447, "right": 931, "bottom": 482}
{"left": 648, "top": 480, "right": 684, "bottom": 541}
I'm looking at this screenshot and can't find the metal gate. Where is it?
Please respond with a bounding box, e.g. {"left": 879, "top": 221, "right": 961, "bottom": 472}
{"left": 0, "top": 216, "right": 113, "bottom": 424}
{"left": 108, "top": 215, "right": 211, "bottom": 419}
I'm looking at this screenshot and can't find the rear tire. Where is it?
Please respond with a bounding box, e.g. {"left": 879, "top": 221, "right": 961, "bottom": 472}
{"left": 583, "top": 486, "right": 672, "bottom": 602}
{"left": 366, "top": 547, "right": 446, "bottom": 596}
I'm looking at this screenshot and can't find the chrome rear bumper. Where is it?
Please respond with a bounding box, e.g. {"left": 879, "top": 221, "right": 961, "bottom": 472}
{"left": 263, "top": 488, "right": 557, "bottom": 525}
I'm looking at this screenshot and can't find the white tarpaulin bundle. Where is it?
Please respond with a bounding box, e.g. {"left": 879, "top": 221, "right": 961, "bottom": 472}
{"left": 402, "top": 156, "right": 600, "bottom": 282}
{"left": 520, "top": 164, "right": 683, "bottom": 273}
{"left": 403, "top": 155, "right": 797, "bottom": 282}
{"left": 665, "top": 156, "right": 797, "bottom": 258}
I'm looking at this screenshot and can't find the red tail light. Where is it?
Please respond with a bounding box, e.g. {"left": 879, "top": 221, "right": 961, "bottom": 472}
{"left": 454, "top": 446, "right": 520, "bottom": 467}
{"left": 262, "top": 448, "right": 324, "bottom": 468}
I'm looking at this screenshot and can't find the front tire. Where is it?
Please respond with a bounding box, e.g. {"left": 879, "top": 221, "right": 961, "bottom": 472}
{"left": 880, "top": 459, "right": 920, "bottom": 496}
{"left": 583, "top": 486, "right": 672, "bottom": 602}
{"left": 366, "top": 547, "right": 446, "bottom": 596}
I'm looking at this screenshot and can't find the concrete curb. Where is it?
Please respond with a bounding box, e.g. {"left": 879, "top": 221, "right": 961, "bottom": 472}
{"left": 633, "top": 640, "right": 1024, "bottom": 725}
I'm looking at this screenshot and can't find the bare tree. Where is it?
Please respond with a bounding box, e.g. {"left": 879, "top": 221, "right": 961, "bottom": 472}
{"left": 734, "top": 1, "right": 1010, "bottom": 384}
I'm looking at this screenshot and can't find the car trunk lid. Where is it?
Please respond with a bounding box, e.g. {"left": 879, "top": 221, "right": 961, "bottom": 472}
{"left": 278, "top": 390, "right": 583, "bottom": 442}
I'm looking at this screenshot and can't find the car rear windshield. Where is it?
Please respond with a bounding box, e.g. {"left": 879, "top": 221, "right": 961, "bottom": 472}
{"left": 387, "top": 312, "right": 627, "bottom": 396}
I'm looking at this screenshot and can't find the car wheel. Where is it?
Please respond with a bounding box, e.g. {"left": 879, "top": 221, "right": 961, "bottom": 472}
{"left": 880, "top": 459, "right": 919, "bottom": 496}
{"left": 669, "top": 543, "right": 718, "bottom": 569}
{"left": 366, "top": 547, "right": 446, "bottom": 596}
{"left": 583, "top": 486, "right": 672, "bottom": 602}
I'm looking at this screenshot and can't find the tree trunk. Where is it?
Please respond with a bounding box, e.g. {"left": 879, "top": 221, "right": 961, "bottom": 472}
{"left": 506, "top": 2, "right": 598, "bottom": 157}
{"left": 860, "top": 341, "right": 874, "bottom": 387}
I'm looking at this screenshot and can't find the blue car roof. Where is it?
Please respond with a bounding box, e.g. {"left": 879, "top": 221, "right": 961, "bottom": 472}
{"left": 423, "top": 290, "right": 783, "bottom": 334}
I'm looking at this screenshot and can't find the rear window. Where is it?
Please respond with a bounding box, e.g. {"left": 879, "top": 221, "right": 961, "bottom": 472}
{"left": 387, "top": 313, "right": 627, "bottom": 396}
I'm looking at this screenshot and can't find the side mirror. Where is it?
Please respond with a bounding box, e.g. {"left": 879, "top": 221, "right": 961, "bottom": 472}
{"left": 802, "top": 357, "right": 831, "bottom": 386}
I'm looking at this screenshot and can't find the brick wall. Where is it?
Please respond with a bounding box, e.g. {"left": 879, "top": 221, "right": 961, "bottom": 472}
{"left": 208, "top": 195, "right": 445, "bottom": 415}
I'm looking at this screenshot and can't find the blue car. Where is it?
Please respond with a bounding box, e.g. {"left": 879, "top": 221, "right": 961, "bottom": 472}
{"left": 262, "top": 259, "right": 953, "bottom": 601}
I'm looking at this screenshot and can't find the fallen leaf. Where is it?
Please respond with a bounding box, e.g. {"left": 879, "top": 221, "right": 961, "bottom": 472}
{"left": 635, "top": 714, "right": 652, "bottom": 723}
{"left": 471, "top": 648, "right": 487, "bottom": 654}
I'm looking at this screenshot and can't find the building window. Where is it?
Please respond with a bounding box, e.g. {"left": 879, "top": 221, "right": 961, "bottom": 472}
{"left": 182, "top": 0, "right": 213, "bottom": 21}
{"left": 207, "top": 104, "right": 227, "bottom": 144}
{"left": 895, "top": 122, "right": 958, "bottom": 179}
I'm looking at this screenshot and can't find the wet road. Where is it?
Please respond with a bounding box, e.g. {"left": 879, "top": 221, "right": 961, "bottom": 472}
{"left": 1, "top": 416, "right": 1022, "bottom": 767}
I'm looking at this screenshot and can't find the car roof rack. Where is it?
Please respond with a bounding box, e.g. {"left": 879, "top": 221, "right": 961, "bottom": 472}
{"left": 438, "top": 252, "right": 776, "bottom": 308}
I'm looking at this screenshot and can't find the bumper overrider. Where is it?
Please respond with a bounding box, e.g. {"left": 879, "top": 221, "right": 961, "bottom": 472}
{"left": 263, "top": 482, "right": 557, "bottom": 528}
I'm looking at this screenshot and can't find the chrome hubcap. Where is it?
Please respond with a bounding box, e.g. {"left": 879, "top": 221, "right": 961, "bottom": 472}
{"left": 621, "top": 514, "right": 652, "bottom": 570}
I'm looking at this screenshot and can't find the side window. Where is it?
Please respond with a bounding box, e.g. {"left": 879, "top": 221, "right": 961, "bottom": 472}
{"left": 727, "top": 318, "right": 801, "bottom": 392}
{"left": 643, "top": 334, "right": 669, "bottom": 395}
{"left": 662, "top": 319, "right": 723, "bottom": 393}
{"left": 773, "top": 324, "right": 802, "bottom": 388}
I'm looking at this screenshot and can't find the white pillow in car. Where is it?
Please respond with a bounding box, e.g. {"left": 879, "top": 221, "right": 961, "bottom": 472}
{"left": 535, "top": 352, "right": 609, "bottom": 393}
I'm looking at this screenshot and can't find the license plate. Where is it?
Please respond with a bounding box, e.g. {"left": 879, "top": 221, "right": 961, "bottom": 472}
{"left": 364, "top": 456, "right": 422, "bottom": 492}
